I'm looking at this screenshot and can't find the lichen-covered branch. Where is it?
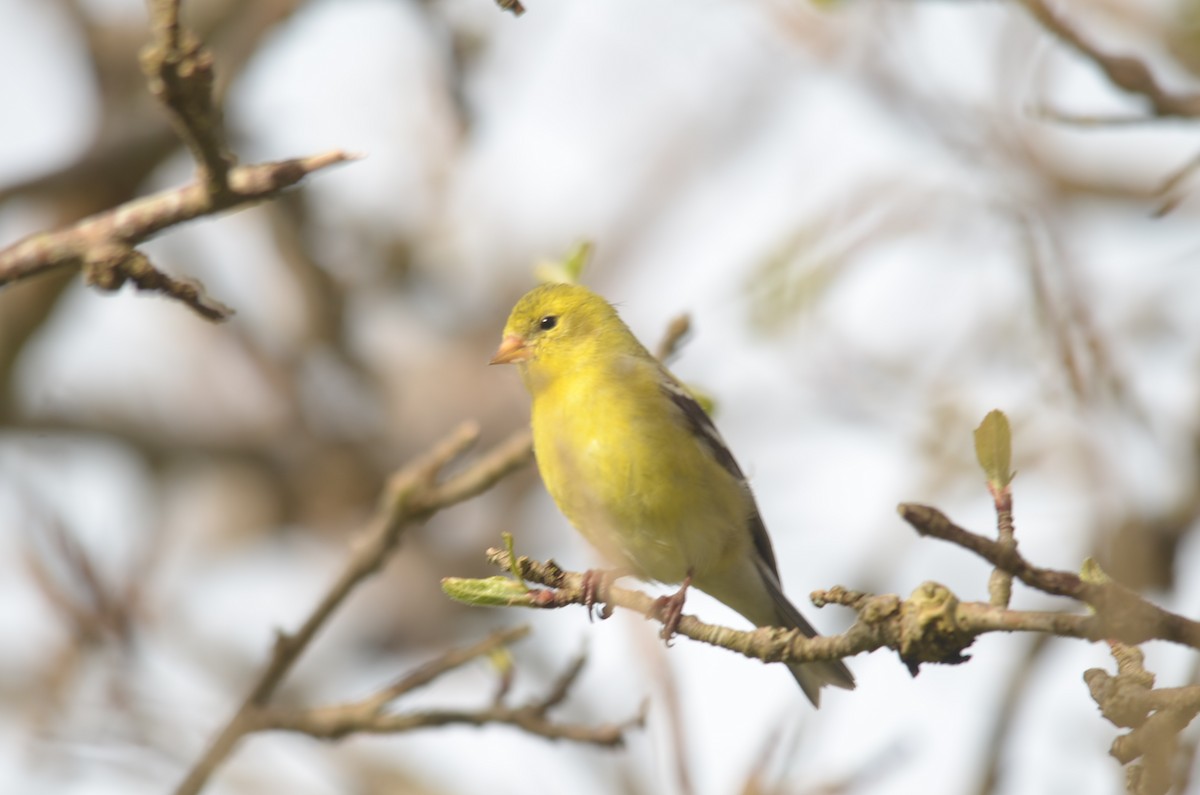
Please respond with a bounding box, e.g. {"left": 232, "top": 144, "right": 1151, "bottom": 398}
{"left": 449, "top": 548, "right": 1122, "bottom": 676}
{"left": 898, "top": 503, "right": 1200, "bottom": 649}
{"left": 1086, "top": 644, "right": 1200, "bottom": 795}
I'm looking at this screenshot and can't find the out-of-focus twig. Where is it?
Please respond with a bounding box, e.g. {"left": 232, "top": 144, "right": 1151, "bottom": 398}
{"left": 1012, "top": 214, "right": 1132, "bottom": 420}
{"left": 1153, "top": 149, "right": 1200, "bottom": 216}
{"left": 253, "top": 626, "right": 639, "bottom": 747}
{"left": 654, "top": 314, "right": 692, "bottom": 363}
{"left": 973, "top": 634, "right": 1051, "bottom": 795}
{"left": 24, "top": 519, "right": 132, "bottom": 645}
{"left": 1086, "top": 644, "right": 1200, "bottom": 794}
{"left": 0, "top": 1, "right": 352, "bottom": 321}
{"left": 0, "top": 1, "right": 306, "bottom": 402}
{"left": 0, "top": 151, "right": 355, "bottom": 320}
{"left": 19, "top": 505, "right": 158, "bottom": 747}
{"left": 494, "top": 0, "right": 526, "bottom": 17}
{"left": 140, "top": 0, "right": 235, "bottom": 196}
{"left": 172, "top": 423, "right": 535, "bottom": 795}
{"left": 1170, "top": 653, "right": 1200, "bottom": 794}
{"left": 1015, "top": 0, "right": 1200, "bottom": 118}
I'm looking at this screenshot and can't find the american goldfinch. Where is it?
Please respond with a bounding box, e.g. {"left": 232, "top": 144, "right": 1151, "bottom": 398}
{"left": 491, "top": 282, "right": 854, "bottom": 706}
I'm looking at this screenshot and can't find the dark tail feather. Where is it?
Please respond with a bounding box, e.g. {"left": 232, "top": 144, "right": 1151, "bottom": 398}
{"left": 786, "top": 647, "right": 856, "bottom": 708}
{"left": 757, "top": 559, "right": 855, "bottom": 707}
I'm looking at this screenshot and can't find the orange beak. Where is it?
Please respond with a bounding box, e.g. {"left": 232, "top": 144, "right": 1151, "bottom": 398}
{"left": 489, "top": 335, "right": 530, "bottom": 365}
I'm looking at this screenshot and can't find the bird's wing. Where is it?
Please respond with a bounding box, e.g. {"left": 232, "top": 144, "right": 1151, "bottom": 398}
{"left": 658, "top": 375, "right": 782, "bottom": 579}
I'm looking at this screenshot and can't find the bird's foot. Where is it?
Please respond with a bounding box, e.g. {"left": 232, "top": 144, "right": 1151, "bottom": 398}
{"left": 580, "top": 568, "right": 615, "bottom": 621}
{"left": 652, "top": 572, "right": 693, "bottom": 645}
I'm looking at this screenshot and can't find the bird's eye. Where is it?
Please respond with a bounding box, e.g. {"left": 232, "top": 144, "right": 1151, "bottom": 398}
{"left": 539, "top": 315, "right": 558, "bottom": 330}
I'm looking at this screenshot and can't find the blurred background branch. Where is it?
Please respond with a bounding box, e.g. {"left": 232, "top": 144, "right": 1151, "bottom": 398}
{"left": 0, "top": 0, "right": 352, "bottom": 319}
{"left": 173, "top": 422, "right": 545, "bottom": 795}
{"left": 1014, "top": 0, "right": 1200, "bottom": 119}
{"left": 0, "top": 150, "right": 353, "bottom": 319}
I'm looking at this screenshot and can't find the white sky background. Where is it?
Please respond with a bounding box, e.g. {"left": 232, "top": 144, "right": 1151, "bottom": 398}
{"left": 2, "top": 0, "right": 1200, "bottom": 793}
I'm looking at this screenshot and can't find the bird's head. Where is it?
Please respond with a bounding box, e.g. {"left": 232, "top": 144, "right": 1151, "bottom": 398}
{"left": 491, "top": 283, "right": 629, "bottom": 383}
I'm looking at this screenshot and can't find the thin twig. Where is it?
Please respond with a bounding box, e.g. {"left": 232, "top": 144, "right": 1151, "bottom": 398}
{"left": 1086, "top": 644, "right": 1200, "bottom": 791}
{"left": 494, "top": 0, "right": 526, "bottom": 16}
{"left": 365, "top": 626, "right": 531, "bottom": 711}
{"left": 1015, "top": 0, "right": 1200, "bottom": 118}
{"left": 258, "top": 702, "right": 634, "bottom": 746}
{"left": 172, "top": 423, "right": 533, "bottom": 795}
{"left": 986, "top": 482, "right": 1016, "bottom": 608}
{"left": 258, "top": 703, "right": 633, "bottom": 745}
{"left": 655, "top": 314, "right": 692, "bottom": 363}
{"left": 1153, "top": 149, "right": 1200, "bottom": 217}
{"left": 244, "top": 624, "right": 638, "bottom": 748}
{"left": 1029, "top": 107, "right": 1170, "bottom": 127}
{"left": 140, "top": 0, "right": 235, "bottom": 195}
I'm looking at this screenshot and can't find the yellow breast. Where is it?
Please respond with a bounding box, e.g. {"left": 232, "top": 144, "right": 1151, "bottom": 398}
{"left": 529, "top": 355, "right": 751, "bottom": 584}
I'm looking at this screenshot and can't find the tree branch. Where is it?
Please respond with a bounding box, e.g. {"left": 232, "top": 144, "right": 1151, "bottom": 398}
{"left": 172, "top": 423, "right": 534, "bottom": 795}
{"left": 1086, "top": 644, "right": 1200, "bottom": 794}
{"left": 0, "top": 151, "right": 354, "bottom": 320}
{"left": 0, "top": 1, "right": 356, "bottom": 320}
{"left": 252, "top": 629, "right": 639, "bottom": 748}
{"left": 140, "top": 0, "right": 236, "bottom": 195}
{"left": 450, "top": 548, "right": 1124, "bottom": 677}
{"left": 1015, "top": 0, "right": 1200, "bottom": 119}
{"left": 898, "top": 504, "right": 1200, "bottom": 649}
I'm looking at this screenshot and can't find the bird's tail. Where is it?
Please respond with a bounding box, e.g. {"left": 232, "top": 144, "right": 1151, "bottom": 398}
{"left": 785, "top": 646, "right": 856, "bottom": 708}
{"left": 759, "top": 561, "right": 855, "bottom": 708}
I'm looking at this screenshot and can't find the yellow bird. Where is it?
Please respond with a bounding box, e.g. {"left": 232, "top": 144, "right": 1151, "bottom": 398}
{"left": 492, "top": 282, "right": 854, "bottom": 706}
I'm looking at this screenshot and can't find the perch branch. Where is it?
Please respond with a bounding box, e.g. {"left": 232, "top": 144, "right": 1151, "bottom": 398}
{"left": 898, "top": 504, "right": 1200, "bottom": 649}
{"left": 454, "top": 549, "right": 1129, "bottom": 677}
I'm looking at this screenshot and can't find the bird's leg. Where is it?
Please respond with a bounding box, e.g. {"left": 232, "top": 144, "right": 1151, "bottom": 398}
{"left": 580, "top": 568, "right": 616, "bottom": 620}
{"left": 652, "top": 571, "right": 693, "bottom": 645}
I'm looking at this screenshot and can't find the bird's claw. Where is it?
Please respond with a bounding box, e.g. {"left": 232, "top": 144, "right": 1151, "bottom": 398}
{"left": 581, "top": 569, "right": 614, "bottom": 621}
{"left": 653, "top": 573, "right": 692, "bottom": 645}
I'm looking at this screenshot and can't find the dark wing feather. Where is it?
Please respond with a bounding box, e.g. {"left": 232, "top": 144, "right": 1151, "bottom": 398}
{"left": 660, "top": 378, "right": 781, "bottom": 578}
